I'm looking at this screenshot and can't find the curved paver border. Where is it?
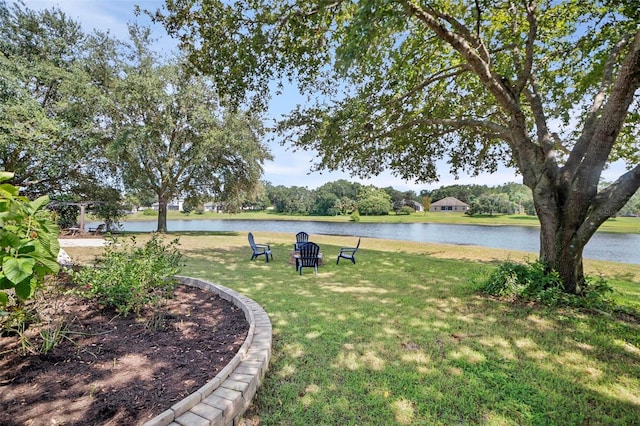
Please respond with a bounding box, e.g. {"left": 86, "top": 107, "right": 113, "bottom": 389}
{"left": 143, "top": 276, "right": 272, "bottom": 426}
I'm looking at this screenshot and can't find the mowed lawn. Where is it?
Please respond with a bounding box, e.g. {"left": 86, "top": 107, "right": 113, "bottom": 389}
{"left": 66, "top": 232, "right": 640, "bottom": 425}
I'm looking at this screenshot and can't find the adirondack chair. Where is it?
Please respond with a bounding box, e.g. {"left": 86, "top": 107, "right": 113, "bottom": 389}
{"left": 293, "top": 231, "right": 309, "bottom": 250}
{"left": 296, "top": 241, "right": 320, "bottom": 275}
{"left": 248, "top": 232, "right": 273, "bottom": 262}
{"left": 336, "top": 237, "right": 361, "bottom": 265}
{"left": 89, "top": 223, "right": 106, "bottom": 234}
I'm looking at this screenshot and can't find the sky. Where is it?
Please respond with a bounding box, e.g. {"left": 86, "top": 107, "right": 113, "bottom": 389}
{"left": 20, "top": 0, "right": 625, "bottom": 193}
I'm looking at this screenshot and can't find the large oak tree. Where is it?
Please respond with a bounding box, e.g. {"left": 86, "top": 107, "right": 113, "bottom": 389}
{"left": 110, "top": 26, "right": 271, "bottom": 232}
{"left": 0, "top": 2, "right": 115, "bottom": 198}
{"left": 156, "top": 0, "right": 639, "bottom": 293}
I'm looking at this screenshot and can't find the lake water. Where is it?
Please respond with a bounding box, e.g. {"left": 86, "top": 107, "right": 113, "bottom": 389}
{"left": 105, "top": 219, "right": 640, "bottom": 265}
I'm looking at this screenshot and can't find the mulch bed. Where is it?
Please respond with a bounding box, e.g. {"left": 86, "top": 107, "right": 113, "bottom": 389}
{"left": 0, "top": 281, "right": 249, "bottom": 425}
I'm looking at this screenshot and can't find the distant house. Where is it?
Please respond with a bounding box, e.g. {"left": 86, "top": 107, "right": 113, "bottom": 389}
{"left": 405, "top": 200, "right": 424, "bottom": 212}
{"left": 152, "top": 198, "right": 184, "bottom": 212}
{"left": 203, "top": 202, "right": 225, "bottom": 213}
{"left": 429, "top": 197, "right": 469, "bottom": 213}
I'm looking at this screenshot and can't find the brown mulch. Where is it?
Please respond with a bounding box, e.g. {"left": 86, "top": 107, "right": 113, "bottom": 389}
{"left": 0, "top": 280, "right": 249, "bottom": 426}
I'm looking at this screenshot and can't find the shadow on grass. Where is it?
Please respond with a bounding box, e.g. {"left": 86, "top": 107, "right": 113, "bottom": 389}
{"left": 180, "top": 244, "right": 640, "bottom": 425}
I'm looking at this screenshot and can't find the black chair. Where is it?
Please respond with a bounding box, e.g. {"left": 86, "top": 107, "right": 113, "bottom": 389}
{"left": 293, "top": 231, "right": 309, "bottom": 250}
{"left": 248, "top": 232, "right": 272, "bottom": 262}
{"left": 296, "top": 241, "right": 320, "bottom": 275}
{"left": 89, "top": 223, "right": 106, "bottom": 234}
{"left": 337, "top": 237, "right": 361, "bottom": 265}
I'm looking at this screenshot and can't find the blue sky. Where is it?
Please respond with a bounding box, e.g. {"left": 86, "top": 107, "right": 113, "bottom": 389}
{"left": 24, "top": 0, "right": 624, "bottom": 193}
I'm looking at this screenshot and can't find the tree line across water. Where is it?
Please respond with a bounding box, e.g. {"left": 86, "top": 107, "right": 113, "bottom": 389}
{"left": 232, "top": 180, "right": 639, "bottom": 218}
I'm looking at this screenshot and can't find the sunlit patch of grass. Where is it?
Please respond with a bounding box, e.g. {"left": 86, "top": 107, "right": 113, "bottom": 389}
{"left": 66, "top": 233, "right": 640, "bottom": 424}
{"left": 391, "top": 398, "right": 415, "bottom": 424}
{"left": 607, "top": 378, "right": 640, "bottom": 405}
{"left": 478, "top": 336, "right": 517, "bottom": 360}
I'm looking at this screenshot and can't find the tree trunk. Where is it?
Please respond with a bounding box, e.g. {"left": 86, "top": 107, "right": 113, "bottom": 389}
{"left": 533, "top": 184, "right": 587, "bottom": 295}
{"left": 157, "top": 197, "right": 168, "bottom": 232}
{"left": 538, "top": 218, "right": 585, "bottom": 294}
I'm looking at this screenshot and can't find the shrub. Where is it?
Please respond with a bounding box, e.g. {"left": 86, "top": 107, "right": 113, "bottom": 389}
{"left": 399, "top": 206, "right": 414, "bottom": 215}
{"left": 474, "top": 260, "right": 615, "bottom": 310}
{"left": 142, "top": 208, "right": 156, "bottom": 216}
{"left": 0, "top": 172, "right": 60, "bottom": 323}
{"left": 74, "top": 235, "right": 183, "bottom": 317}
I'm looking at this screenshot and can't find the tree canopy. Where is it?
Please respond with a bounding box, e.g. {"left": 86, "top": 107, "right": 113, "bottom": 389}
{"left": 110, "top": 26, "right": 272, "bottom": 231}
{"left": 157, "top": 0, "right": 640, "bottom": 293}
{"left": 0, "top": 2, "right": 114, "bottom": 197}
{"left": 1, "top": 1, "right": 272, "bottom": 232}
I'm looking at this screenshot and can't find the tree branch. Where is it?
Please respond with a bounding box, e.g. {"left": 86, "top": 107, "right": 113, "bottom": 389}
{"left": 524, "top": 75, "right": 556, "bottom": 153}
{"left": 382, "top": 64, "right": 471, "bottom": 108}
{"left": 577, "top": 164, "right": 640, "bottom": 244}
{"left": 565, "top": 31, "right": 635, "bottom": 174}
{"left": 577, "top": 30, "right": 640, "bottom": 185}
{"left": 513, "top": 0, "right": 537, "bottom": 96}
{"left": 376, "top": 116, "right": 511, "bottom": 140}
{"left": 402, "top": 0, "right": 519, "bottom": 113}
{"left": 401, "top": 0, "right": 548, "bottom": 187}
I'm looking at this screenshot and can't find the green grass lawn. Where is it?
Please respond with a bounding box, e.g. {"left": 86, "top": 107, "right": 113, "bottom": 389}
{"left": 163, "top": 233, "right": 640, "bottom": 426}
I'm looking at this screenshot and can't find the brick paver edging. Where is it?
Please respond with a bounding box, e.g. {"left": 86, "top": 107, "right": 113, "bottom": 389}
{"left": 143, "top": 276, "right": 272, "bottom": 426}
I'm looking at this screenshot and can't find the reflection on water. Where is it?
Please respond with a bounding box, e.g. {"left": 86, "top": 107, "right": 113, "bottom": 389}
{"left": 108, "top": 219, "right": 639, "bottom": 264}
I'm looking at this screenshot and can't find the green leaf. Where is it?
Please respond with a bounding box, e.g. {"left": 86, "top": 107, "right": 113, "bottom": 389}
{"left": 36, "top": 229, "right": 61, "bottom": 257}
{"left": 14, "top": 277, "right": 36, "bottom": 300}
{"left": 0, "top": 172, "right": 14, "bottom": 183}
{"left": 0, "top": 291, "right": 8, "bottom": 307}
{"left": 33, "top": 258, "right": 60, "bottom": 276}
{"left": 20, "top": 240, "right": 60, "bottom": 271}
{"left": 0, "top": 183, "right": 19, "bottom": 198}
{"left": 0, "top": 276, "right": 14, "bottom": 290}
{"left": 3, "top": 257, "right": 36, "bottom": 285}
{"left": 28, "top": 195, "right": 50, "bottom": 214}
{"left": 18, "top": 244, "right": 36, "bottom": 255}
{"left": 0, "top": 232, "right": 23, "bottom": 250}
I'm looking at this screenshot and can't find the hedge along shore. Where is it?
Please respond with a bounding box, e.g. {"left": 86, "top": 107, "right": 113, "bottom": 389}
{"left": 143, "top": 276, "right": 272, "bottom": 426}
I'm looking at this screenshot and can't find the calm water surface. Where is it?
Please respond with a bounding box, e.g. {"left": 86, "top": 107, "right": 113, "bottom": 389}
{"left": 110, "top": 219, "right": 640, "bottom": 265}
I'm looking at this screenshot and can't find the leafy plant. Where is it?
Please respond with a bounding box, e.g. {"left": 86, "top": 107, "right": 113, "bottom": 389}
{"left": 475, "top": 260, "right": 615, "bottom": 310}
{"left": 398, "top": 206, "right": 414, "bottom": 215}
{"left": 87, "top": 186, "right": 127, "bottom": 232}
{"left": 0, "top": 172, "right": 60, "bottom": 321}
{"left": 38, "top": 320, "right": 70, "bottom": 354}
{"left": 74, "top": 235, "right": 183, "bottom": 316}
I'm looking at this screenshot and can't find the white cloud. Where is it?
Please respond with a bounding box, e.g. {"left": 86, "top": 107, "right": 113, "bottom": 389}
{"left": 23, "top": 0, "right": 173, "bottom": 48}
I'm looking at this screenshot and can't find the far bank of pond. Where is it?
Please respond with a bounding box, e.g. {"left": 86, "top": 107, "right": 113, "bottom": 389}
{"left": 103, "top": 219, "right": 640, "bottom": 265}
{"left": 128, "top": 211, "right": 639, "bottom": 234}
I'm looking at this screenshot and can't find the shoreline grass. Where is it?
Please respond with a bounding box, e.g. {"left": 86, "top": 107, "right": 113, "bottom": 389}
{"left": 115, "top": 210, "right": 640, "bottom": 234}
{"left": 65, "top": 233, "right": 640, "bottom": 425}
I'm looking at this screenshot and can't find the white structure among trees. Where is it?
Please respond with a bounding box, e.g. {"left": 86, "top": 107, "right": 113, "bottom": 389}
{"left": 429, "top": 197, "right": 469, "bottom": 213}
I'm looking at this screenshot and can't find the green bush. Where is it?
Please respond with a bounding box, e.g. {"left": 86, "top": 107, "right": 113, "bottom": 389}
{"left": 74, "top": 235, "right": 183, "bottom": 317}
{"left": 399, "top": 206, "right": 414, "bottom": 215}
{"left": 142, "top": 208, "right": 156, "bottom": 216}
{"left": 474, "top": 260, "right": 615, "bottom": 309}
{"left": 0, "top": 172, "right": 60, "bottom": 320}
